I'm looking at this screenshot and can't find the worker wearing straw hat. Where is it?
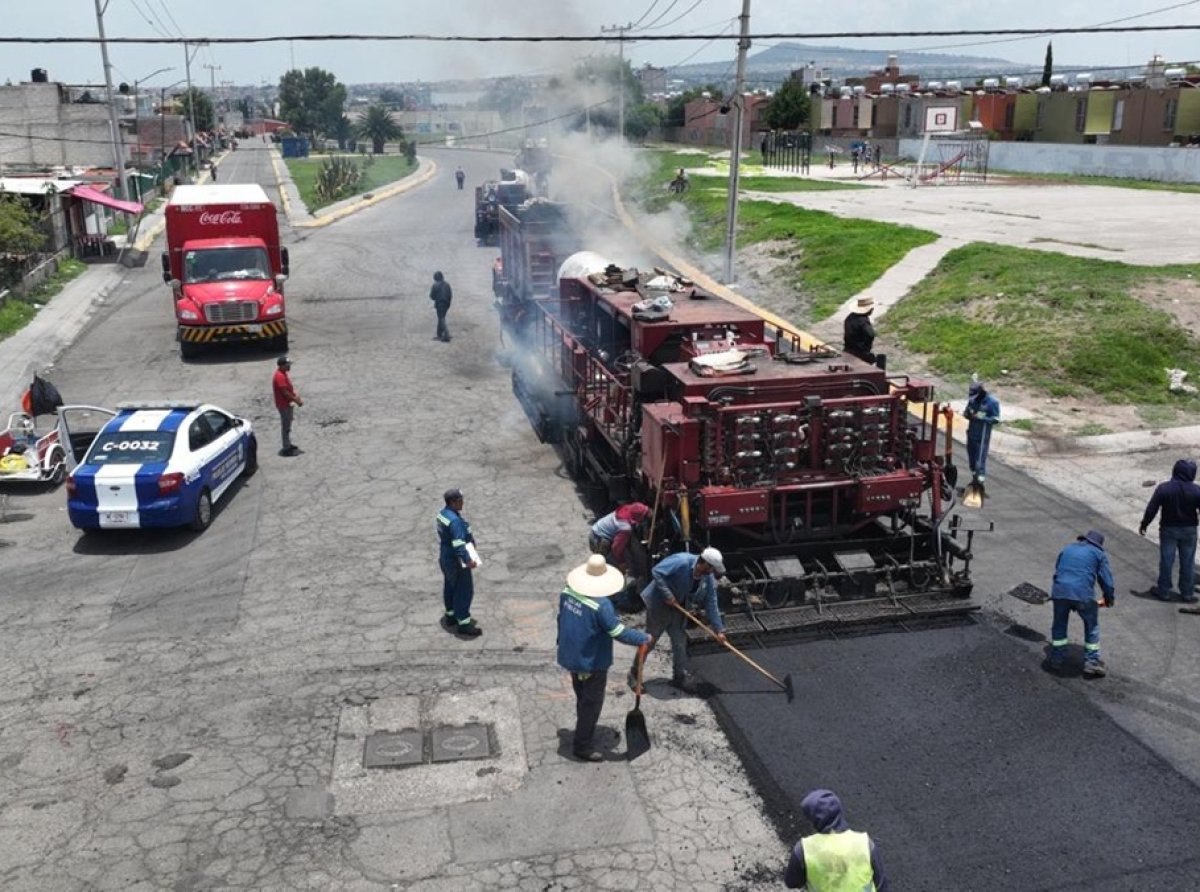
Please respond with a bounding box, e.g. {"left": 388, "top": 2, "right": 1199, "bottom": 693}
{"left": 557, "top": 555, "right": 653, "bottom": 763}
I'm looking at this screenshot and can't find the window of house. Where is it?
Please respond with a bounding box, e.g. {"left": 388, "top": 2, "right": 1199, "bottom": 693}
{"left": 1113, "top": 99, "right": 1125, "bottom": 131}
{"left": 903, "top": 104, "right": 912, "bottom": 130}
{"left": 1075, "top": 98, "right": 1087, "bottom": 132}
{"left": 1164, "top": 98, "right": 1178, "bottom": 131}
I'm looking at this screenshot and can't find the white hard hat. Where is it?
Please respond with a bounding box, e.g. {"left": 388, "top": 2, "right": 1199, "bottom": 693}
{"left": 700, "top": 546, "right": 725, "bottom": 575}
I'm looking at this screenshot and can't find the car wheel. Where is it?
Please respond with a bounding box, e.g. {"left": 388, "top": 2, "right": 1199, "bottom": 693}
{"left": 243, "top": 435, "right": 258, "bottom": 476}
{"left": 191, "top": 488, "right": 212, "bottom": 531}
{"left": 48, "top": 449, "right": 66, "bottom": 486}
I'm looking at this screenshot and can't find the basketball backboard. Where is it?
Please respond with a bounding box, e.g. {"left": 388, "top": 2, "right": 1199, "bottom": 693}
{"left": 923, "top": 106, "right": 960, "bottom": 133}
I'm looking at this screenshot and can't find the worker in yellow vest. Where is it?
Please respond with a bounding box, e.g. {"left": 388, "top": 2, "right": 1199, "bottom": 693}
{"left": 785, "top": 789, "right": 890, "bottom": 891}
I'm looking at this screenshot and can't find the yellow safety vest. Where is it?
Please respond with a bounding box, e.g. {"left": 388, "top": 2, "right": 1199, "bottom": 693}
{"left": 804, "top": 830, "right": 875, "bottom": 892}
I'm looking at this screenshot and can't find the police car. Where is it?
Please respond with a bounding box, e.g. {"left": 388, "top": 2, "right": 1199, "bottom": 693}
{"left": 62, "top": 402, "right": 257, "bottom": 532}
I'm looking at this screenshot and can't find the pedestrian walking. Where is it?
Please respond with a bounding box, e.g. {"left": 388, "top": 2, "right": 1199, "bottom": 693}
{"left": 271, "top": 355, "right": 302, "bottom": 456}
{"left": 760, "top": 133, "right": 769, "bottom": 164}
{"left": 588, "top": 502, "right": 650, "bottom": 572}
{"left": 627, "top": 547, "right": 725, "bottom": 694}
{"left": 784, "top": 789, "right": 891, "bottom": 891}
{"left": 557, "top": 554, "right": 653, "bottom": 762}
{"left": 1047, "top": 529, "right": 1115, "bottom": 677}
{"left": 964, "top": 381, "right": 1001, "bottom": 485}
{"left": 827, "top": 147, "right": 836, "bottom": 169}
{"left": 210, "top": 162, "right": 218, "bottom": 182}
{"left": 437, "top": 488, "right": 482, "bottom": 637}
{"left": 1138, "top": 458, "right": 1200, "bottom": 603}
{"left": 851, "top": 146, "right": 860, "bottom": 174}
{"left": 455, "top": 166, "right": 465, "bottom": 190}
{"left": 430, "top": 271, "right": 453, "bottom": 342}
{"left": 843, "top": 296, "right": 877, "bottom": 365}
{"left": 873, "top": 144, "right": 883, "bottom": 167}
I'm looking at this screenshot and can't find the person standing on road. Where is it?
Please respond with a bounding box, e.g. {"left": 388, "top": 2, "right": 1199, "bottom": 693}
{"left": 430, "top": 271, "right": 453, "bottom": 342}
{"left": 271, "top": 356, "right": 302, "bottom": 456}
{"left": 1047, "top": 529, "right": 1115, "bottom": 677}
{"left": 437, "top": 488, "right": 481, "bottom": 637}
{"left": 843, "top": 297, "right": 877, "bottom": 365}
{"left": 964, "top": 381, "right": 1001, "bottom": 485}
{"left": 628, "top": 547, "right": 726, "bottom": 694}
{"left": 455, "top": 166, "right": 465, "bottom": 190}
{"left": 557, "top": 554, "right": 653, "bottom": 762}
{"left": 1138, "top": 458, "right": 1200, "bottom": 604}
{"left": 784, "top": 789, "right": 891, "bottom": 891}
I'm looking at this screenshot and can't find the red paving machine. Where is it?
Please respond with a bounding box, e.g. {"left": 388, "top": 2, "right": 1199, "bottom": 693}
{"left": 506, "top": 252, "right": 985, "bottom": 639}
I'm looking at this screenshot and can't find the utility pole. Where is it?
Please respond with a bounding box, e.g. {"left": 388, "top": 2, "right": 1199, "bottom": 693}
{"left": 601, "top": 22, "right": 632, "bottom": 144}
{"left": 722, "top": 0, "right": 753, "bottom": 285}
{"left": 182, "top": 41, "right": 207, "bottom": 177}
{"left": 203, "top": 64, "right": 221, "bottom": 127}
{"left": 93, "top": 0, "right": 129, "bottom": 200}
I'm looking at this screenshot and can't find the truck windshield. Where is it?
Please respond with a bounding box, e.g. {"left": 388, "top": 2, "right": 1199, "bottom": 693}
{"left": 184, "top": 247, "right": 271, "bottom": 283}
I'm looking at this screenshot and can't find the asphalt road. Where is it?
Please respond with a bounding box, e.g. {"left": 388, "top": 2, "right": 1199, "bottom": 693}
{"left": 3, "top": 142, "right": 1200, "bottom": 890}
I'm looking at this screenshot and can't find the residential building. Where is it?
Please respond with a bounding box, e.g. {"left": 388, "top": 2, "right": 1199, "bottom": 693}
{"left": 0, "top": 77, "right": 115, "bottom": 169}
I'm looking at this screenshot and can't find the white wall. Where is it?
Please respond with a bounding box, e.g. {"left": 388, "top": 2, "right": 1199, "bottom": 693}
{"left": 898, "top": 139, "right": 1200, "bottom": 183}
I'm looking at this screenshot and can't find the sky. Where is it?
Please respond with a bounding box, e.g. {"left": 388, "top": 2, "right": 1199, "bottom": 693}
{"left": 3, "top": 0, "right": 1198, "bottom": 91}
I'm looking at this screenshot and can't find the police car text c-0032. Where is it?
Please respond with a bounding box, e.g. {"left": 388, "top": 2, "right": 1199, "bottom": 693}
{"left": 61, "top": 402, "right": 257, "bottom": 532}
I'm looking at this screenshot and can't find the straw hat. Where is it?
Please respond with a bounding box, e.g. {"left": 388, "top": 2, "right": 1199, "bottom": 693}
{"left": 856, "top": 297, "right": 875, "bottom": 311}
{"left": 566, "top": 554, "right": 625, "bottom": 597}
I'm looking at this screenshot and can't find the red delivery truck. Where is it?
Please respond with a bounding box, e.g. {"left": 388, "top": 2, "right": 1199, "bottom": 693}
{"left": 161, "top": 184, "right": 290, "bottom": 359}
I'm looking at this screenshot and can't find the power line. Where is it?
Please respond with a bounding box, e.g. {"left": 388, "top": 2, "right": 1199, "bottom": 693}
{"left": 127, "top": 0, "right": 172, "bottom": 39}
{"left": 2, "top": 24, "right": 1200, "bottom": 46}
{"left": 639, "top": 0, "right": 709, "bottom": 32}
{"left": 630, "top": 0, "right": 661, "bottom": 30}
{"left": 638, "top": 0, "right": 681, "bottom": 31}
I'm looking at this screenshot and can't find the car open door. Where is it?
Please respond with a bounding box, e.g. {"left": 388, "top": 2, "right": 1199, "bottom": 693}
{"left": 56, "top": 405, "right": 117, "bottom": 473}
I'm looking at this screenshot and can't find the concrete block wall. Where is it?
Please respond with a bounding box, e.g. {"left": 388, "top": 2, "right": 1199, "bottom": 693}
{"left": 0, "top": 83, "right": 115, "bottom": 168}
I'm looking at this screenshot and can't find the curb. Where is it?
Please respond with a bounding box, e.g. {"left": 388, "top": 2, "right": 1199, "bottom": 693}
{"left": 267, "top": 148, "right": 296, "bottom": 224}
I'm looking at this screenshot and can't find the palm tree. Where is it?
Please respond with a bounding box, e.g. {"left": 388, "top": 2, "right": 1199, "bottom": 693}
{"left": 357, "top": 105, "right": 401, "bottom": 155}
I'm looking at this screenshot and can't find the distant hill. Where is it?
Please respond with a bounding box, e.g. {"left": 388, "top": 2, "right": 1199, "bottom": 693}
{"left": 669, "top": 41, "right": 1031, "bottom": 87}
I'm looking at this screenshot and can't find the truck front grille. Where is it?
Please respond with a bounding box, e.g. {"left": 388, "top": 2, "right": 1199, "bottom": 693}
{"left": 205, "top": 301, "right": 259, "bottom": 323}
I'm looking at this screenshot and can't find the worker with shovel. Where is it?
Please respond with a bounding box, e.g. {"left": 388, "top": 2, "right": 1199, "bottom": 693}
{"left": 557, "top": 555, "right": 652, "bottom": 763}
{"left": 627, "top": 547, "right": 726, "bottom": 695}
{"left": 964, "top": 381, "right": 1000, "bottom": 504}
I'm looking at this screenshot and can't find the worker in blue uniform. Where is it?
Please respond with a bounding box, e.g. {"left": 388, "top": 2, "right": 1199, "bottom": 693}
{"left": 1047, "top": 529, "right": 1115, "bottom": 677}
{"left": 437, "top": 488, "right": 481, "bottom": 638}
{"left": 557, "top": 554, "right": 652, "bottom": 762}
{"left": 964, "top": 381, "right": 1001, "bottom": 483}
{"left": 628, "top": 547, "right": 726, "bottom": 694}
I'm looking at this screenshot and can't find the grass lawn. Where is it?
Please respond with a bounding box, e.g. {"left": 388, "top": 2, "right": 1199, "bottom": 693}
{"left": 885, "top": 243, "right": 1200, "bottom": 405}
{"left": 637, "top": 149, "right": 936, "bottom": 319}
{"left": 991, "top": 170, "right": 1200, "bottom": 194}
{"left": 286, "top": 154, "right": 418, "bottom": 212}
{"left": 0, "top": 258, "right": 87, "bottom": 339}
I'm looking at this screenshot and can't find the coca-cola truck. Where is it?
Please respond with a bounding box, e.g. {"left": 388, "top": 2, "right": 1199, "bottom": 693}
{"left": 161, "top": 184, "right": 290, "bottom": 358}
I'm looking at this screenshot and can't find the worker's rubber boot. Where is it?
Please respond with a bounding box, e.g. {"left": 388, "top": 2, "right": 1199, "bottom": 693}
{"left": 1082, "top": 660, "right": 1107, "bottom": 678}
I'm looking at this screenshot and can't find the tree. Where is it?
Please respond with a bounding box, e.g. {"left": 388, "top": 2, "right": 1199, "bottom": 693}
{"left": 762, "top": 78, "right": 811, "bottom": 131}
{"left": 625, "top": 103, "right": 662, "bottom": 143}
{"left": 0, "top": 195, "right": 47, "bottom": 289}
{"left": 378, "top": 87, "right": 406, "bottom": 107}
{"left": 1041, "top": 42, "right": 1054, "bottom": 88}
{"left": 479, "top": 77, "right": 533, "bottom": 118}
{"left": 278, "top": 67, "right": 348, "bottom": 140}
{"left": 333, "top": 114, "right": 355, "bottom": 151}
{"left": 356, "top": 105, "right": 402, "bottom": 154}
{"left": 177, "top": 87, "right": 215, "bottom": 132}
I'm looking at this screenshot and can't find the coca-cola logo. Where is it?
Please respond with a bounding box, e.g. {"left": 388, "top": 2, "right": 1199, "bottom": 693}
{"left": 198, "top": 211, "right": 243, "bottom": 225}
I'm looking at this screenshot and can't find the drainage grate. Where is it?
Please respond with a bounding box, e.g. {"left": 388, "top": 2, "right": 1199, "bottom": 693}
{"left": 431, "top": 724, "right": 492, "bottom": 763}
{"left": 363, "top": 730, "right": 424, "bottom": 769}
{"left": 1007, "top": 583, "right": 1050, "bottom": 605}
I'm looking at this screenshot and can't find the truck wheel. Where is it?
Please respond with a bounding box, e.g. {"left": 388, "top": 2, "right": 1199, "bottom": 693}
{"left": 270, "top": 333, "right": 289, "bottom": 353}
{"left": 180, "top": 339, "right": 201, "bottom": 360}
{"left": 190, "top": 488, "right": 213, "bottom": 532}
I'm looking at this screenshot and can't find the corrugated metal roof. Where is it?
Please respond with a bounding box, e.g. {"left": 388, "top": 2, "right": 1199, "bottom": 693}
{"left": 0, "top": 177, "right": 84, "bottom": 195}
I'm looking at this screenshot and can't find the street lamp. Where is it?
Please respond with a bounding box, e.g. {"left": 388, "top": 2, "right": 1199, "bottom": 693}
{"left": 127, "top": 66, "right": 174, "bottom": 200}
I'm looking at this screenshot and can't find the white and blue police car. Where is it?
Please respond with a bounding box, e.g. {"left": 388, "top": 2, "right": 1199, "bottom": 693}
{"left": 63, "top": 402, "right": 257, "bottom": 532}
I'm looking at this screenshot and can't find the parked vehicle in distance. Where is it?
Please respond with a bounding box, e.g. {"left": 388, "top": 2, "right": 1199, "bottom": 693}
{"left": 162, "top": 184, "right": 290, "bottom": 359}
{"left": 0, "top": 412, "right": 68, "bottom": 485}
{"left": 63, "top": 402, "right": 257, "bottom": 532}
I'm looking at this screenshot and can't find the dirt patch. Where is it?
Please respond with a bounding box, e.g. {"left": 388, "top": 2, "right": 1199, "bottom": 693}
{"left": 1135, "top": 277, "right": 1200, "bottom": 333}
{"left": 733, "top": 240, "right": 812, "bottom": 324}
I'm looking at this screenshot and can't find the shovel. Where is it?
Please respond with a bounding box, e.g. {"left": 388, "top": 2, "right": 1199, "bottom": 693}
{"left": 625, "top": 646, "right": 651, "bottom": 760}
{"left": 963, "top": 476, "right": 986, "bottom": 509}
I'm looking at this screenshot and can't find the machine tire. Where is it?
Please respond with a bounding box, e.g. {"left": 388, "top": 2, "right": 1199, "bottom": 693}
{"left": 191, "top": 488, "right": 213, "bottom": 532}
{"left": 48, "top": 448, "right": 66, "bottom": 486}
{"left": 243, "top": 435, "right": 258, "bottom": 477}
{"left": 180, "top": 338, "right": 201, "bottom": 360}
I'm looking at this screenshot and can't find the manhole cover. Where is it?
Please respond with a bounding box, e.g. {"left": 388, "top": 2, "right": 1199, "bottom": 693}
{"left": 1007, "top": 583, "right": 1049, "bottom": 605}
{"left": 363, "top": 730, "right": 424, "bottom": 768}
{"left": 431, "top": 724, "right": 491, "bottom": 763}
